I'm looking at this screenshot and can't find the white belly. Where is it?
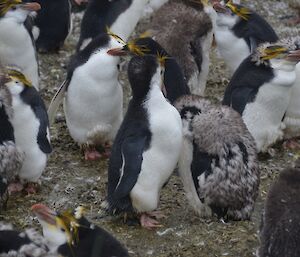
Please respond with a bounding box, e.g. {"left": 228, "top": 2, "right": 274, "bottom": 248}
{"left": 64, "top": 66, "right": 123, "bottom": 145}
{"left": 215, "top": 27, "right": 250, "bottom": 74}
{"left": 130, "top": 93, "right": 182, "bottom": 212}
{"left": 11, "top": 96, "right": 46, "bottom": 182}
{"left": 243, "top": 71, "right": 295, "bottom": 152}
{"left": 0, "top": 19, "right": 39, "bottom": 89}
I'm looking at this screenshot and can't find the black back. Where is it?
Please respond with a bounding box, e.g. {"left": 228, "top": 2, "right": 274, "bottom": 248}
{"left": 34, "top": 0, "right": 71, "bottom": 52}
{"left": 0, "top": 105, "right": 14, "bottom": 144}
{"left": 259, "top": 165, "right": 300, "bottom": 257}
{"left": 232, "top": 7, "right": 278, "bottom": 50}
{"left": 77, "top": 0, "right": 132, "bottom": 51}
{"left": 58, "top": 217, "right": 129, "bottom": 257}
{"left": 222, "top": 56, "right": 274, "bottom": 115}
{"left": 130, "top": 37, "right": 190, "bottom": 103}
{"left": 20, "top": 87, "right": 52, "bottom": 154}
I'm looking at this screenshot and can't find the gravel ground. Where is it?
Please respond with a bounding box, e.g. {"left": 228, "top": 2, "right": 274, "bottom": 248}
{"left": 1, "top": 1, "right": 300, "bottom": 256}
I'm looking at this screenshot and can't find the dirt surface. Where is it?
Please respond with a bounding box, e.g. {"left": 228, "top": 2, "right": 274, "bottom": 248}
{"left": 1, "top": 1, "right": 300, "bottom": 256}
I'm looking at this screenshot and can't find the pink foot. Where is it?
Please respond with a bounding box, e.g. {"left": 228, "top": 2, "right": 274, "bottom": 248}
{"left": 24, "top": 183, "right": 39, "bottom": 195}
{"left": 140, "top": 213, "right": 164, "bottom": 230}
{"left": 8, "top": 182, "right": 24, "bottom": 194}
{"left": 283, "top": 139, "right": 300, "bottom": 150}
{"left": 84, "top": 149, "right": 102, "bottom": 160}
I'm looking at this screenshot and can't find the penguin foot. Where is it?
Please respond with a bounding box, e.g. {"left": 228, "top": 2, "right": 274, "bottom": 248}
{"left": 140, "top": 213, "right": 164, "bottom": 230}
{"left": 283, "top": 139, "right": 300, "bottom": 150}
{"left": 7, "top": 182, "right": 24, "bottom": 194}
{"left": 84, "top": 149, "right": 102, "bottom": 161}
{"left": 24, "top": 183, "right": 39, "bottom": 195}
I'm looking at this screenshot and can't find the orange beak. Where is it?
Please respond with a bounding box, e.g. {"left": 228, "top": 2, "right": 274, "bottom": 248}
{"left": 107, "top": 47, "right": 127, "bottom": 56}
{"left": 31, "top": 203, "right": 57, "bottom": 225}
{"left": 21, "top": 2, "right": 41, "bottom": 12}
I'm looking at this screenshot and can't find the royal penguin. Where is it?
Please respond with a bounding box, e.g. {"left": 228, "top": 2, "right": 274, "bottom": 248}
{"left": 105, "top": 55, "right": 182, "bottom": 229}
{"left": 174, "top": 94, "right": 259, "bottom": 220}
{"left": 144, "top": 0, "right": 215, "bottom": 95}
{"left": 0, "top": 222, "right": 53, "bottom": 257}
{"left": 212, "top": 0, "right": 278, "bottom": 74}
{"left": 0, "top": 0, "right": 41, "bottom": 90}
{"left": 112, "top": 36, "right": 190, "bottom": 103}
{"left": 258, "top": 159, "right": 300, "bottom": 257}
{"left": 0, "top": 72, "right": 23, "bottom": 208}
{"left": 5, "top": 67, "right": 51, "bottom": 193}
{"left": 48, "top": 32, "right": 125, "bottom": 160}
{"left": 223, "top": 39, "right": 300, "bottom": 152}
{"left": 34, "top": 0, "right": 72, "bottom": 53}
{"left": 32, "top": 204, "right": 129, "bottom": 257}
{"left": 76, "top": 0, "right": 150, "bottom": 51}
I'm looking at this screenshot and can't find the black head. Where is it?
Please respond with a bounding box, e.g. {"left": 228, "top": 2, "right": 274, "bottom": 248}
{"left": 128, "top": 55, "right": 162, "bottom": 99}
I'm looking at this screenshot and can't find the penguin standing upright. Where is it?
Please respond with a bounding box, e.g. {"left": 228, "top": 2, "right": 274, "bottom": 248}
{"left": 213, "top": 0, "right": 278, "bottom": 74}
{"left": 145, "top": 0, "right": 214, "bottom": 95}
{"left": 77, "top": 0, "right": 150, "bottom": 51}
{"left": 0, "top": 0, "right": 41, "bottom": 90}
{"left": 48, "top": 32, "right": 125, "bottom": 160}
{"left": 0, "top": 72, "right": 23, "bottom": 208}
{"left": 258, "top": 159, "right": 300, "bottom": 257}
{"left": 5, "top": 68, "right": 51, "bottom": 192}
{"left": 175, "top": 95, "right": 259, "bottom": 220}
{"left": 34, "top": 0, "right": 72, "bottom": 53}
{"left": 223, "top": 39, "right": 300, "bottom": 152}
{"left": 32, "top": 204, "right": 129, "bottom": 257}
{"left": 105, "top": 55, "right": 182, "bottom": 229}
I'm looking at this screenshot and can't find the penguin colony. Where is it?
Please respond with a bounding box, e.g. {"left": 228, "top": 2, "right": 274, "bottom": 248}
{"left": 0, "top": 0, "right": 300, "bottom": 256}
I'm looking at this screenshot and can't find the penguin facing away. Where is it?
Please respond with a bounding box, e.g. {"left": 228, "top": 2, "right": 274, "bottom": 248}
{"left": 77, "top": 0, "right": 149, "bottom": 51}
{"left": 175, "top": 94, "right": 259, "bottom": 220}
{"left": 0, "top": 72, "right": 24, "bottom": 208}
{"left": 105, "top": 55, "right": 182, "bottom": 229}
{"left": 145, "top": 0, "right": 214, "bottom": 95}
{"left": 48, "top": 32, "right": 125, "bottom": 160}
{"left": 34, "top": 0, "right": 72, "bottom": 53}
{"left": 213, "top": 0, "right": 278, "bottom": 74}
{"left": 5, "top": 67, "right": 51, "bottom": 192}
{"left": 114, "top": 36, "right": 191, "bottom": 103}
{"left": 223, "top": 39, "right": 300, "bottom": 152}
{"left": 0, "top": 0, "right": 41, "bottom": 90}
{"left": 32, "top": 204, "right": 129, "bottom": 257}
{"left": 258, "top": 159, "right": 300, "bottom": 257}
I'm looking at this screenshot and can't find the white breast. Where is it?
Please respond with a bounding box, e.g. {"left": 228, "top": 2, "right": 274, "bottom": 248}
{"left": 9, "top": 90, "right": 46, "bottom": 182}
{"left": 0, "top": 18, "right": 39, "bottom": 90}
{"left": 215, "top": 26, "right": 250, "bottom": 74}
{"left": 243, "top": 69, "right": 296, "bottom": 152}
{"left": 130, "top": 87, "right": 182, "bottom": 212}
{"left": 64, "top": 52, "right": 123, "bottom": 145}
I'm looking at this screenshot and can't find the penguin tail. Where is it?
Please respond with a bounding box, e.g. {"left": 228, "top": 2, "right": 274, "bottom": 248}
{"left": 86, "top": 124, "right": 112, "bottom": 145}
{"left": 47, "top": 79, "right": 69, "bottom": 125}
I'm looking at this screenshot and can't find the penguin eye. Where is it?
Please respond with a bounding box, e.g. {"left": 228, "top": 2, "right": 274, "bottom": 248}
{"left": 11, "top": 6, "right": 17, "bottom": 10}
{"left": 60, "top": 228, "right": 66, "bottom": 232}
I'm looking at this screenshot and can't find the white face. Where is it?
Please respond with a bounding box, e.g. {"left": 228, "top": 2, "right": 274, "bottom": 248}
{"left": 5, "top": 80, "right": 25, "bottom": 96}
{"left": 4, "top": 7, "right": 30, "bottom": 23}
{"left": 216, "top": 11, "right": 239, "bottom": 27}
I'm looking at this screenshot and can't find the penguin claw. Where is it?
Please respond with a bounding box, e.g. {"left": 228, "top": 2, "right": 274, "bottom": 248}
{"left": 140, "top": 213, "right": 164, "bottom": 230}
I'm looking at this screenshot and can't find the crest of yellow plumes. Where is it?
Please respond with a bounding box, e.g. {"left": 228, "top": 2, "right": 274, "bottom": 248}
{"left": 260, "top": 45, "right": 288, "bottom": 61}
{"left": 157, "top": 52, "right": 168, "bottom": 68}
{"left": 226, "top": 0, "right": 251, "bottom": 20}
{"left": 6, "top": 68, "right": 32, "bottom": 87}
{"left": 0, "top": 0, "right": 22, "bottom": 16}
{"left": 57, "top": 210, "right": 80, "bottom": 246}
{"left": 106, "top": 27, "right": 126, "bottom": 45}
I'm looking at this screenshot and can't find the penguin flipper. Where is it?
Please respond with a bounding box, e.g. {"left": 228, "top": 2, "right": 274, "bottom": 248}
{"left": 113, "top": 135, "right": 148, "bottom": 199}
{"left": 47, "top": 79, "right": 69, "bottom": 125}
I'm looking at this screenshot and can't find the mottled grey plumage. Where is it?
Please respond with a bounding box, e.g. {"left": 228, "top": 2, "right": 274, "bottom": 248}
{"left": 146, "top": 0, "right": 213, "bottom": 95}
{"left": 175, "top": 95, "right": 259, "bottom": 220}
{"left": 258, "top": 159, "right": 300, "bottom": 257}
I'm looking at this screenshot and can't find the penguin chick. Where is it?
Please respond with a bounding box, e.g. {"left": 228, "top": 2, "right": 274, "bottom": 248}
{"left": 77, "top": 0, "right": 149, "bottom": 51}
{"left": 48, "top": 32, "right": 125, "bottom": 161}
{"left": 34, "top": 0, "right": 71, "bottom": 53}
{"left": 223, "top": 39, "right": 300, "bottom": 152}
{"left": 145, "top": 0, "right": 214, "bottom": 95}
{"left": 175, "top": 94, "right": 259, "bottom": 220}
{"left": 32, "top": 204, "right": 129, "bottom": 257}
{"left": 117, "top": 36, "right": 191, "bottom": 103}
{"left": 0, "top": 222, "right": 52, "bottom": 257}
{"left": 5, "top": 67, "right": 51, "bottom": 191}
{"left": 258, "top": 159, "right": 300, "bottom": 257}
{"left": 213, "top": 0, "right": 278, "bottom": 74}
{"left": 0, "top": 0, "right": 41, "bottom": 90}
{"left": 105, "top": 55, "right": 182, "bottom": 229}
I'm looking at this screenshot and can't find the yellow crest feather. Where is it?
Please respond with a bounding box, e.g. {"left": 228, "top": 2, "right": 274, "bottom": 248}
{"left": 6, "top": 68, "right": 32, "bottom": 87}
{"left": 0, "top": 0, "right": 22, "bottom": 16}
{"left": 226, "top": 0, "right": 251, "bottom": 20}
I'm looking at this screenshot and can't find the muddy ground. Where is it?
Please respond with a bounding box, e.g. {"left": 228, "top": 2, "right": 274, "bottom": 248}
{"left": 1, "top": 1, "right": 300, "bottom": 256}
